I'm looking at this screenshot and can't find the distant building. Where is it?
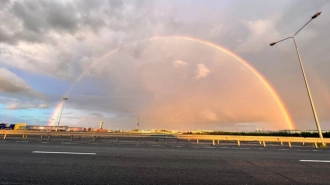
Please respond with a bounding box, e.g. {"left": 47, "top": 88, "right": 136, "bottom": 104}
{"left": 141, "top": 130, "right": 152, "bottom": 134}
{"left": 191, "top": 130, "right": 214, "bottom": 134}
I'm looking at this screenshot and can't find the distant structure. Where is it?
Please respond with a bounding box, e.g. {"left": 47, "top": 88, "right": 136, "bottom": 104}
{"left": 136, "top": 118, "right": 140, "bottom": 130}
{"left": 191, "top": 130, "right": 214, "bottom": 134}
{"left": 99, "top": 121, "right": 104, "bottom": 129}
{"left": 279, "top": 130, "right": 330, "bottom": 134}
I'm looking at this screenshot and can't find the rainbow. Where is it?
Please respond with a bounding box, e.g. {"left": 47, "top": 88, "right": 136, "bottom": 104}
{"left": 47, "top": 102, "right": 63, "bottom": 126}
{"left": 49, "top": 36, "right": 295, "bottom": 129}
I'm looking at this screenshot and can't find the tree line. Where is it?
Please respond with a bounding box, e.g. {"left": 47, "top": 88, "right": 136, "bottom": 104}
{"left": 183, "top": 131, "right": 330, "bottom": 138}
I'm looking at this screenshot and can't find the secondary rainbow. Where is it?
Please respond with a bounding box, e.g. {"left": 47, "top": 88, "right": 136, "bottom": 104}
{"left": 48, "top": 36, "right": 295, "bottom": 129}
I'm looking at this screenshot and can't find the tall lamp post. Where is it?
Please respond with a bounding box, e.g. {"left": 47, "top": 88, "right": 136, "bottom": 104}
{"left": 57, "top": 97, "right": 68, "bottom": 131}
{"left": 270, "top": 12, "right": 323, "bottom": 139}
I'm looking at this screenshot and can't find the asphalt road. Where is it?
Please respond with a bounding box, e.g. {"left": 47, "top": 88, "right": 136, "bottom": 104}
{"left": 0, "top": 140, "right": 329, "bottom": 185}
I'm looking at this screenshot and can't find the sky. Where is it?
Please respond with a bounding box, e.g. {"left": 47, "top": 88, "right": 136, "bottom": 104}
{"left": 0, "top": 0, "right": 330, "bottom": 131}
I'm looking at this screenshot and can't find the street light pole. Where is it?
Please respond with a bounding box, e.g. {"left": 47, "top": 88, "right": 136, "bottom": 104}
{"left": 270, "top": 12, "right": 323, "bottom": 139}
{"left": 57, "top": 97, "right": 68, "bottom": 131}
{"left": 292, "top": 37, "right": 323, "bottom": 139}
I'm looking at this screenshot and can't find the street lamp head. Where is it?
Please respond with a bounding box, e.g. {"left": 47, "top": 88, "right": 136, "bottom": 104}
{"left": 270, "top": 42, "right": 276, "bottom": 46}
{"left": 311, "top": 12, "right": 321, "bottom": 19}
{"left": 63, "top": 97, "right": 68, "bottom": 100}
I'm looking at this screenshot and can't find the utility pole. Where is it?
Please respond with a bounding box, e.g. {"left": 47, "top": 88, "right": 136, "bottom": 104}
{"left": 57, "top": 97, "right": 68, "bottom": 131}
{"left": 136, "top": 118, "right": 140, "bottom": 130}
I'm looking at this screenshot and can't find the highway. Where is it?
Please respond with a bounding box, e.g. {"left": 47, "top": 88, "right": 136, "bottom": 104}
{"left": 0, "top": 140, "right": 330, "bottom": 184}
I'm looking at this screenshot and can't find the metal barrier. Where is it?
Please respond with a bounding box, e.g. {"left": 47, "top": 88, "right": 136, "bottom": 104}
{"left": 1, "top": 130, "right": 329, "bottom": 147}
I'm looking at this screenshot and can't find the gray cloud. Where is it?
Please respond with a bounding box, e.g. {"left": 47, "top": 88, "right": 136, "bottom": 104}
{"left": 90, "top": 112, "right": 104, "bottom": 117}
{"left": 12, "top": 1, "right": 79, "bottom": 34}
{"left": 0, "top": 0, "right": 107, "bottom": 45}
{"left": 0, "top": 26, "right": 15, "bottom": 44}
{"left": 0, "top": 68, "right": 49, "bottom": 110}
{"left": 7, "top": 103, "right": 48, "bottom": 110}
{"left": 0, "top": 67, "right": 44, "bottom": 99}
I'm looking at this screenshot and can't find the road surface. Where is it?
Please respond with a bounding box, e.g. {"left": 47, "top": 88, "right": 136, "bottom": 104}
{"left": 0, "top": 140, "right": 329, "bottom": 184}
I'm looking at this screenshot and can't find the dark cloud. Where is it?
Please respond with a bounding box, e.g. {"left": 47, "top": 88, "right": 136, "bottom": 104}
{"left": 0, "top": 68, "right": 49, "bottom": 110}
{"left": 56, "top": 50, "right": 73, "bottom": 73}
{"left": 12, "top": 1, "right": 79, "bottom": 34}
{"left": 0, "top": 0, "right": 107, "bottom": 45}
{"left": 0, "top": 67, "right": 42, "bottom": 98}
{"left": 90, "top": 112, "right": 104, "bottom": 117}
{"left": 0, "top": 27, "right": 15, "bottom": 44}
{"left": 13, "top": 30, "right": 48, "bottom": 44}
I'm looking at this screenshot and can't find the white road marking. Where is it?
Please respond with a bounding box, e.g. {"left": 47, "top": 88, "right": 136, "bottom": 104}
{"left": 300, "top": 160, "right": 330, "bottom": 163}
{"left": 62, "top": 142, "right": 77, "bottom": 144}
{"left": 32, "top": 151, "right": 96, "bottom": 155}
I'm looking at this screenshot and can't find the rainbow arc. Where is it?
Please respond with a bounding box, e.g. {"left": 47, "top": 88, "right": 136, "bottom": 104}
{"left": 48, "top": 36, "right": 295, "bottom": 130}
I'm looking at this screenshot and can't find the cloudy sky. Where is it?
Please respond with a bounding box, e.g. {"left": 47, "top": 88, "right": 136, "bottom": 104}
{"left": 1, "top": 0, "right": 330, "bottom": 131}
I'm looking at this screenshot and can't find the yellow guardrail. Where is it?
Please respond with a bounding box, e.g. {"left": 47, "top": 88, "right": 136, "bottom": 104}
{"left": 1, "top": 130, "right": 329, "bottom": 147}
